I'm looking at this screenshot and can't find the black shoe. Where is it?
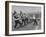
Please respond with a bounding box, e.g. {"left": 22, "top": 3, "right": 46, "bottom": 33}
{"left": 14, "top": 26, "right": 16, "bottom": 28}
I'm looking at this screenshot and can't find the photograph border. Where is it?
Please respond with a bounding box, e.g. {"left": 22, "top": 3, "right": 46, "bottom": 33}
{"left": 5, "top": 1, "right": 45, "bottom": 36}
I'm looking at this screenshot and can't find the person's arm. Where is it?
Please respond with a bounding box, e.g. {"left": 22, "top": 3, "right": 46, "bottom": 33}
{"left": 14, "top": 18, "right": 20, "bottom": 20}
{"left": 14, "top": 16, "right": 22, "bottom": 20}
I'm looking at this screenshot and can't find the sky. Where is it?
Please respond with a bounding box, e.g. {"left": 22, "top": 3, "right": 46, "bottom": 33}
{"left": 12, "top": 5, "right": 41, "bottom": 14}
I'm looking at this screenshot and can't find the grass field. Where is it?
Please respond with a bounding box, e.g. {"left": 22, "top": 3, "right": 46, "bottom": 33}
{"left": 12, "top": 19, "right": 41, "bottom": 31}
